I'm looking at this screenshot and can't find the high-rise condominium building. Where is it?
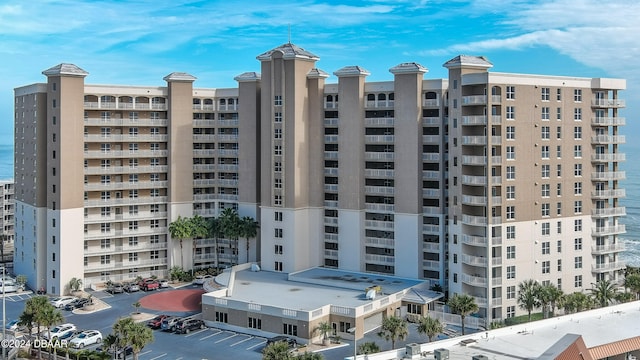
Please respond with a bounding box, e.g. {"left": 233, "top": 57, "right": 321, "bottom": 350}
{"left": 13, "top": 43, "right": 626, "bottom": 322}
{"left": 0, "top": 179, "right": 15, "bottom": 263}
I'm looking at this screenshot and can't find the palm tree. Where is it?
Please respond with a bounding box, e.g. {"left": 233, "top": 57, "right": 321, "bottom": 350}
{"left": 128, "top": 322, "right": 154, "bottom": 360}
{"left": 377, "top": 316, "right": 408, "bottom": 349}
{"left": 314, "top": 321, "right": 333, "bottom": 344}
{"left": 24, "top": 296, "right": 53, "bottom": 360}
{"left": 240, "top": 216, "right": 259, "bottom": 263}
{"left": 219, "top": 208, "right": 242, "bottom": 265}
{"left": 69, "top": 277, "right": 83, "bottom": 293}
{"left": 447, "top": 293, "right": 478, "bottom": 335}
{"left": 262, "top": 341, "right": 293, "bottom": 360}
{"left": 417, "top": 315, "right": 444, "bottom": 342}
{"left": 41, "top": 305, "right": 64, "bottom": 358}
{"left": 623, "top": 273, "right": 640, "bottom": 300}
{"left": 17, "top": 310, "right": 35, "bottom": 351}
{"left": 563, "top": 292, "right": 593, "bottom": 313}
{"left": 589, "top": 279, "right": 618, "bottom": 308}
{"left": 113, "top": 317, "right": 135, "bottom": 360}
{"left": 168, "top": 216, "right": 193, "bottom": 269}
{"left": 517, "top": 279, "right": 541, "bottom": 321}
{"left": 207, "top": 217, "right": 223, "bottom": 269}
{"left": 102, "top": 333, "right": 119, "bottom": 359}
{"left": 537, "top": 283, "right": 559, "bottom": 319}
{"left": 546, "top": 286, "right": 564, "bottom": 317}
{"left": 190, "top": 215, "right": 210, "bottom": 269}
{"left": 358, "top": 341, "right": 381, "bottom": 355}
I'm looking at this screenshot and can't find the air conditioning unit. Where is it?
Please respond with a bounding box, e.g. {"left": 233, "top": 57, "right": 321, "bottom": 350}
{"left": 405, "top": 343, "right": 420, "bottom": 357}
{"left": 472, "top": 355, "right": 489, "bottom": 360}
{"left": 434, "top": 348, "right": 450, "bottom": 360}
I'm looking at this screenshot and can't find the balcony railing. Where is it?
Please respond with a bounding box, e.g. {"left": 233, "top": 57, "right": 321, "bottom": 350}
{"left": 591, "top": 189, "right": 625, "bottom": 198}
{"left": 591, "top": 225, "right": 626, "bottom": 236}
{"left": 592, "top": 261, "right": 625, "bottom": 273}
{"left": 591, "top": 171, "right": 625, "bottom": 181}
{"left": 591, "top": 153, "right": 626, "bottom": 162}
{"left": 591, "top": 117, "right": 625, "bottom": 126}
{"left": 591, "top": 242, "right": 625, "bottom": 254}
{"left": 591, "top": 135, "right": 625, "bottom": 144}
{"left": 591, "top": 99, "right": 625, "bottom": 108}
{"left": 592, "top": 207, "right": 626, "bottom": 217}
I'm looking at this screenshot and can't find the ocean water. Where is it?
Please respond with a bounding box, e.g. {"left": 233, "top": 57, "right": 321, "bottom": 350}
{"left": 0, "top": 143, "right": 637, "bottom": 266}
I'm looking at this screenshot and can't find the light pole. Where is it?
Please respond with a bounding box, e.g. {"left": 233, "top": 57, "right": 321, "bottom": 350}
{"left": 2, "top": 266, "right": 6, "bottom": 360}
{"left": 347, "top": 326, "right": 357, "bottom": 360}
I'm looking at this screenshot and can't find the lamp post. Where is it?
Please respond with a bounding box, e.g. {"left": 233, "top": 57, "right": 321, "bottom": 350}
{"left": 2, "top": 266, "right": 6, "bottom": 360}
{"left": 347, "top": 326, "right": 357, "bottom": 360}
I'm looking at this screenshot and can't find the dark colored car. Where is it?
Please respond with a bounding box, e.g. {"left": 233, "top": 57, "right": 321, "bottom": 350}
{"left": 266, "top": 336, "right": 297, "bottom": 349}
{"left": 64, "top": 298, "right": 90, "bottom": 311}
{"left": 147, "top": 315, "right": 168, "bottom": 329}
{"left": 174, "top": 319, "right": 205, "bottom": 334}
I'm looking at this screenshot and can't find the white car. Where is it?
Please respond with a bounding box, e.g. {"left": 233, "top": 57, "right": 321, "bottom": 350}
{"left": 70, "top": 330, "right": 102, "bottom": 348}
{"left": 193, "top": 274, "right": 213, "bottom": 285}
{"left": 44, "top": 323, "right": 77, "bottom": 340}
{"left": 50, "top": 296, "right": 76, "bottom": 309}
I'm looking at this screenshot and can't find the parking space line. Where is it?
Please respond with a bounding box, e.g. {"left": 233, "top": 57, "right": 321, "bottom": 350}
{"left": 184, "top": 328, "right": 208, "bottom": 338}
{"left": 139, "top": 350, "right": 152, "bottom": 357}
{"left": 199, "top": 330, "right": 222, "bottom": 340}
{"left": 229, "top": 336, "right": 253, "bottom": 347}
{"left": 214, "top": 333, "right": 237, "bottom": 343}
{"left": 247, "top": 339, "right": 266, "bottom": 350}
{"left": 148, "top": 353, "right": 166, "bottom": 360}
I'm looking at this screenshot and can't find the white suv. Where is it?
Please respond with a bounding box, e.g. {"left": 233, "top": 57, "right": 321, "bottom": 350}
{"left": 44, "top": 323, "right": 77, "bottom": 340}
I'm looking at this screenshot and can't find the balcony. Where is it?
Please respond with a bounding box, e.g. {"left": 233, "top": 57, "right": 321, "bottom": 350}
{"left": 324, "top": 184, "right": 338, "bottom": 192}
{"left": 365, "top": 254, "right": 395, "bottom": 264}
{"left": 324, "top": 135, "right": 339, "bottom": 143}
{"left": 591, "top": 189, "right": 625, "bottom": 199}
{"left": 461, "top": 273, "right": 487, "bottom": 286}
{"left": 324, "top": 118, "right": 338, "bottom": 126}
{"left": 461, "top": 115, "right": 487, "bottom": 126}
{"left": 193, "top": 149, "right": 216, "bottom": 157}
{"left": 324, "top": 217, "right": 338, "bottom": 226}
{"left": 84, "top": 165, "right": 168, "bottom": 175}
{"left": 218, "top": 149, "right": 239, "bottom": 157}
{"left": 422, "top": 135, "right": 441, "bottom": 144}
{"left": 591, "top": 225, "right": 626, "bottom": 236}
{"left": 462, "top": 175, "right": 487, "bottom": 186}
{"left": 193, "top": 208, "right": 217, "bottom": 217}
{"left": 364, "top": 220, "right": 394, "bottom": 229}
{"left": 591, "top": 99, "right": 625, "bottom": 108}
{"left": 193, "top": 179, "right": 217, "bottom": 187}
{"left": 217, "top": 164, "right": 239, "bottom": 172}
{"left": 366, "top": 237, "right": 395, "bottom": 248}
{"left": 462, "top": 136, "right": 486, "bottom": 146}
{"left": 365, "top": 135, "right": 395, "bottom": 143}
{"left": 422, "top": 242, "right": 440, "bottom": 252}
{"left": 193, "top": 164, "right": 217, "bottom": 172}
{"left": 422, "top": 260, "right": 440, "bottom": 271}
{"left": 462, "top": 254, "right": 487, "bottom": 267}
{"left": 591, "top": 153, "right": 626, "bottom": 162}
{"left": 591, "top": 135, "right": 625, "bottom": 144}
{"left": 462, "top": 95, "right": 486, "bottom": 105}
{"left": 422, "top": 99, "right": 440, "bottom": 107}
{"left": 217, "top": 194, "right": 238, "bottom": 201}
{"left": 85, "top": 134, "right": 169, "bottom": 142}
{"left": 422, "top": 153, "right": 440, "bottom": 162}
{"left": 324, "top": 151, "right": 339, "bottom": 160}
{"left": 365, "top": 169, "right": 394, "bottom": 178}
{"left": 591, "top": 117, "right": 625, "bottom": 126}
{"left": 365, "top": 117, "right": 395, "bottom": 126}
{"left": 84, "top": 196, "right": 168, "bottom": 207}
{"left": 365, "top": 203, "right": 395, "bottom": 212}
{"left": 365, "top": 152, "right": 395, "bottom": 161}
{"left": 592, "top": 242, "right": 625, "bottom": 254}
{"left": 324, "top": 250, "right": 339, "bottom": 258}
{"left": 324, "top": 167, "right": 339, "bottom": 176}
{"left": 217, "top": 119, "right": 239, "bottom": 126}
{"left": 592, "top": 261, "right": 626, "bottom": 273}
{"left": 462, "top": 156, "right": 486, "bottom": 166}
{"left": 83, "top": 150, "right": 169, "bottom": 159}
{"left": 422, "top": 207, "right": 442, "bottom": 215}
{"left": 422, "top": 171, "right": 440, "bottom": 180}
{"left": 84, "top": 181, "right": 168, "bottom": 191}
{"left": 84, "top": 118, "right": 168, "bottom": 126}
{"left": 591, "top": 171, "right": 625, "bottom": 181}
{"left": 193, "top": 134, "right": 215, "bottom": 142}
{"left": 422, "top": 117, "right": 440, "bottom": 126}
{"left": 365, "top": 186, "right": 394, "bottom": 195}
{"left": 461, "top": 234, "right": 488, "bottom": 247}
{"left": 462, "top": 215, "right": 487, "bottom": 226}
{"left": 217, "top": 134, "right": 238, "bottom": 141}
{"left": 324, "top": 200, "right": 338, "bottom": 208}
{"left": 462, "top": 195, "right": 487, "bottom": 206}
{"left": 592, "top": 207, "right": 626, "bottom": 218}
{"left": 422, "top": 189, "right": 440, "bottom": 198}
{"left": 422, "top": 224, "right": 440, "bottom": 234}
{"left": 84, "top": 102, "right": 168, "bottom": 111}
{"left": 84, "top": 258, "right": 168, "bottom": 271}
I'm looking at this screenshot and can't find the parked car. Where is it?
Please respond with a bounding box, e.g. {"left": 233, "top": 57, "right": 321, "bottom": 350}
{"left": 160, "top": 316, "right": 181, "bottom": 332}
{"left": 158, "top": 279, "right": 169, "bottom": 288}
{"left": 147, "top": 315, "right": 169, "bottom": 329}
{"left": 58, "top": 330, "right": 80, "bottom": 341}
{"left": 138, "top": 278, "right": 159, "bottom": 291}
{"left": 123, "top": 282, "right": 140, "bottom": 292}
{"left": 98, "top": 345, "right": 133, "bottom": 359}
{"left": 50, "top": 296, "right": 76, "bottom": 309}
{"left": 65, "top": 298, "right": 90, "bottom": 311}
{"left": 266, "top": 336, "right": 297, "bottom": 349}
{"left": 193, "top": 274, "right": 213, "bottom": 285}
{"left": 174, "top": 318, "right": 205, "bottom": 334}
{"left": 5, "top": 319, "right": 21, "bottom": 331}
{"left": 107, "top": 282, "right": 124, "bottom": 294}
{"left": 70, "top": 330, "right": 103, "bottom": 348}
{"left": 44, "top": 323, "right": 77, "bottom": 340}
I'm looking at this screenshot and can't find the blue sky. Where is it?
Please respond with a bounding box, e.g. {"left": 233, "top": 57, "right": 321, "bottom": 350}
{"left": 1, "top": 0, "right": 639, "bottom": 147}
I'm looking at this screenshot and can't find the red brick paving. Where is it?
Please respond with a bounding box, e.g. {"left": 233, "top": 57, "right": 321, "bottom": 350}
{"left": 138, "top": 289, "right": 205, "bottom": 312}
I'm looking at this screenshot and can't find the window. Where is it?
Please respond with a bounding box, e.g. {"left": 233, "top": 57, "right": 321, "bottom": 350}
{"left": 274, "top": 95, "right": 282, "bottom": 106}
{"left": 274, "top": 162, "right": 282, "bottom": 172}
{"left": 100, "top": 239, "right": 111, "bottom": 249}
{"left": 248, "top": 317, "right": 262, "bottom": 329}
{"left": 506, "top": 126, "right": 515, "bottom": 139}
{"left": 129, "top": 221, "right": 138, "bottom": 230}
{"left": 215, "top": 312, "right": 228, "bottom": 323}
{"left": 129, "top": 190, "right": 138, "bottom": 198}
{"left": 150, "top": 219, "right": 159, "bottom": 228}
{"left": 507, "top": 266, "right": 516, "bottom": 279}
{"left": 101, "top": 207, "right": 111, "bottom": 216}
{"left": 506, "top": 206, "right": 515, "bottom": 220}
{"left": 274, "top": 178, "right": 282, "bottom": 189}
{"left": 507, "top": 285, "right": 516, "bottom": 299}
{"left": 541, "top": 204, "right": 550, "bottom": 217}
{"left": 407, "top": 304, "right": 422, "bottom": 315}
{"left": 506, "top": 226, "right": 515, "bottom": 239}
{"left": 506, "top": 185, "right": 515, "bottom": 199}
{"left": 507, "top": 306, "right": 516, "bottom": 318}
{"left": 574, "top": 89, "right": 582, "bottom": 102}
{"left": 541, "top": 87, "right": 550, "bottom": 101}
{"left": 574, "top": 126, "right": 582, "bottom": 139}
{"left": 574, "top": 275, "right": 582, "bottom": 287}
{"left": 101, "top": 255, "right": 111, "bottom": 265}
{"left": 574, "top": 182, "right": 582, "bottom": 195}
{"left": 506, "top": 146, "right": 515, "bottom": 160}
{"left": 540, "top": 222, "right": 551, "bottom": 236}
{"left": 556, "top": 145, "right": 562, "bottom": 158}
{"left": 129, "top": 127, "right": 138, "bottom": 137}
{"left": 506, "top": 86, "right": 515, "bottom": 99}
{"left": 506, "top": 106, "right": 515, "bottom": 119}
{"left": 274, "top": 195, "right": 282, "bottom": 206}
{"left": 542, "top": 260, "right": 550, "bottom": 274}
{"left": 574, "top": 108, "right": 582, "bottom": 121}
{"left": 150, "top": 173, "right": 159, "bottom": 182}
{"left": 129, "top": 237, "right": 138, "bottom": 246}
{"left": 574, "top": 200, "right": 582, "bottom": 214}
{"left": 275, "top": 261, "right": 283, "bottom": 272}
{"left": 101, "top": 223, "right": 111, "bottom": 233}
{"left": 556, "top": 126, "right": 562, "bottom": 139}
{"left": 129, "top": 143, "right": 138, "bottom": 152}
{"left": 274, "top": 145, "right": 282, "bottom": 156}
{"left": 557, "top": 259, "right": 562, "bottom": 271}
{"left": 151, "top": 158, "right": 160, "bottom": 166}
{"left": 541, "top": 145, "right": 549, "bottom": 159}
{"left": 541, "top": 164, "right": 550, "bottom": 178}
{"left": 557, "top": 202, "right": 562, "bottom": 215}
{"left": 557, "top": 240, "right": 562, "bottom": 253}
{"left": 274, "top": 228, "right": 283, "bottom": 238}
{"left": 574, "top": 164, "right": 582, "bottom": 176}
{"left": 274, "top": 245, "right": 283, "bottom": 254}
{"left": 274, "top": 112, "right": 282, "bottom": 123}
{"left": 574, "top": 219, "right": 582, "bottom": 231}
{"left": 557, "top": 164, "right": 562, "bottom": 177}
{"left": 557, "top": 184, "right": 562, "bottom": 196}
{"left": 542, "top": 241, "right": 550, "bottom": 254}
{"left": 541, "top": 107, "right": 550, "bottom": 120}
{"left": 129, "top": 174, "right": 138, "bottom": 183}
{"left": 506, "top": 246, "right": 516, "bottom": 259}
{"left": 541, "top": 126, "right": 550, "bottom": 139}
{"left": 274, "top": 211, "right": 283, "bottom": 222}
{"left": 574, "top": 256, "right": 583, "bottom": 269}
{"left": 274, "top": 128, "right": 282, "bottom": 139}
{"left": 574, "top": 238, "right": 583, "bottom": 250}
{"left": 129, "top": 158, "right": 138, "bottom": 167}
{"left": 129, "top": 253, "right": 138, "bottom": 262}
{"left": 556, "top": 89, "right": 562, "bottom": 101}
{"left": 541, "top": 184, "right": 550, "bottom": 197}
{"left": 506, "top": 166, "right": 515, "bottom": 180}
